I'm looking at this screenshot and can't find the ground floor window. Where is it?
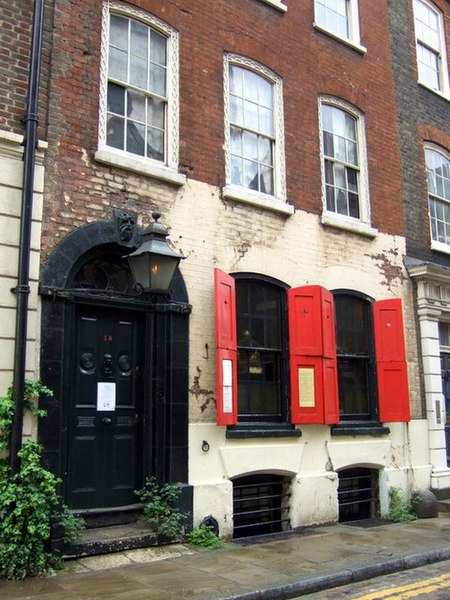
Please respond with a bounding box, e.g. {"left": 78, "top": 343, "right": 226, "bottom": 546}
{"left": 232, "top": 473, "right": 290, "bottom": 538}
{"left": 337, "top": 467, "right": 378, "bottom": 522}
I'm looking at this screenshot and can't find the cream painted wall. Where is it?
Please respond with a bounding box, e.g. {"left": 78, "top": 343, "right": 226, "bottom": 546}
{"left": 159, "top": 178, "right": 429, "bottom": 531}
{"left": 0, "top": 130, "right": 45, "bottom": 441}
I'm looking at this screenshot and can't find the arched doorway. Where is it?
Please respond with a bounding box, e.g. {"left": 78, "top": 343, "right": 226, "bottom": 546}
{"left": 38, "top": 217, "right": 191, "bottom": 520}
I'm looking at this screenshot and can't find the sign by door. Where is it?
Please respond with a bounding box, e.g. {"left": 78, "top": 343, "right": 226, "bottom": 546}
{"left": 97, "top": 382, "right": 116, "bottom": 411}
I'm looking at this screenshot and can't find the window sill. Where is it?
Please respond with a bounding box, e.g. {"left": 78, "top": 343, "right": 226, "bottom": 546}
{"left": 258, "top": 0, "right": 287, "bottom": 13}
{"left": 431, "top": 240, "right": 450, "bottom": 255}
{"left": 418, "top": 82, "right": 450, "bottom": 103}
{"left": 226, "top": 423, "right": 301, "bottom": 439}
{"left": 313, "top": 24, "right": 367, "bottom": 55}
{"left": 222, "top": 185, "right": 294, "bottom": 216}
{"left": 321, "top": 213, "right": 378, "bottom": 238}
{"left": 331, "top": 423, "right": 390, "bottom": 437}
{"left": 95, "top": 148, "right": 186, "bottom": 186}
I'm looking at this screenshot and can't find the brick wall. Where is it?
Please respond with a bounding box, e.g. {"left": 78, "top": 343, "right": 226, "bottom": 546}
{"left": 388, "top": 0, "right": 450, "bottom": 265}
{"left": 41, "top": 0, "right": 405, "bottom": 260}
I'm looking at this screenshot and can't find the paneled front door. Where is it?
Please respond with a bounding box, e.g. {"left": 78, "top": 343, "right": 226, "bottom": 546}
{"left": 66, "top": 305, "right": 145, "bottom": 509}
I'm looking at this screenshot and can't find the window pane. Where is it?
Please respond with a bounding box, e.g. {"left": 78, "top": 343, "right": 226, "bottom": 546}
{"left": 231, "top": 126, "right": 243, "bottom": 156}
{"left": 129, "top": 54, "right": 147, "bottom": 89}
{"left": 126, "top": 121, "right": 145, "bottom": 156}
{"left": 258, "top": 77, "right": 273, "bottom": 108}
{"left": 107, "top": 115, "right": 125, "bottom": 149}
{"left": 147, "top": 128, "right": 164, "bottom": 161}
{"left": 147, "top": 97, "right": 165, "bottom": 129}
{"left": 130, "top": 20, "right": 148, "bottom": 58}
{"left": 243, "top": 69, "right": 259, "bottom": 102}
{"left": 107, "top": 82, "right": 125, "bottom": 115}
{"left": 150, "top": 30, "right": 167, "bottom": 66}
{"left": 260, "top": 165, "right": 273, "bottom": 195}
{"left": 338, "top": 358, "right": 370, "bottom": 417}
{"left": 127, "top": 90, "right": 145, "bottom": 122}
{"left": 110, "top": 15, "right": 128, "bottom": 51}
{"left": 326, "top": 185, "right": 336, "bottom": 211}
{"left": 243, "top": 99, "right": 258, "bottom": 131}
{"left": 109, "top": 46, "right": 127, "bottom": 82}
{"left": 259, "top": 106, "right": 273, "bottom": 137}
{"left": 150, "top": 64, "right": 167, "bottom": 97}
{"left": 230, "top": 65, "right": 243, "bottom": 96}
{"left": 230, "top": 95, "right": 244, "bottom": 126}
{"left": 231, "top": 156, "right": 243, "bottom": 186}
{"left": 244, "top": 160, "right": 259, "bottom": 190}
{"left": 258, "top": 136, "right": 272, "bottom": 165}
{"left": 243, "top": 130, "right": 258, "bottom": 161}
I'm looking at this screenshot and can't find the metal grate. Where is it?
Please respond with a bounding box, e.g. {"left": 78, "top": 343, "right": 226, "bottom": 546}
{"left": 338, "top": 468, "right": 378, "bottom": 522}
{"left": 232, "top": 474, "right": 290, "bottom": 538}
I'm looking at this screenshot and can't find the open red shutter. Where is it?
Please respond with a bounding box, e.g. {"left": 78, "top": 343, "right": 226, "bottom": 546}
{"left": 373, "top": 299, "right": 410, "bottom": 422}
{"left": 214, "top": 269, "right": 238, "bottom": 425}
{"left": 288, "top": 286, "right": 339, "bottom": 424}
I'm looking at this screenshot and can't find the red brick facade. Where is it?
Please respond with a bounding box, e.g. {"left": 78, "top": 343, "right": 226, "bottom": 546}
{"left": 38, "top": 0, "right": 405, "bottom": 258}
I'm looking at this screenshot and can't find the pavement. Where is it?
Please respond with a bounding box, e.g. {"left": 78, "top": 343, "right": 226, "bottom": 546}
{"left": 1, "top": 516, "right": 450, "bottom": 600}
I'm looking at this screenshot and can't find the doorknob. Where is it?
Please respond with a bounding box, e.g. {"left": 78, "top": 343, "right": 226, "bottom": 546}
{"left": 101, "top": 417, "right": 112, "bottom": 425}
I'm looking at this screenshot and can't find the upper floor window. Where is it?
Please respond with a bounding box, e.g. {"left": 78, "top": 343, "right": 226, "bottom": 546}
{"left": 426, "top": 146, "right": 450, "bottom": 249}
{"left": 314, "top": 0, "right": 364, "bottom": 50}
{"left": 413, "top": 0, "right": 449, "bottom": 96}
{"left": 96, "top": 2, "right": 184, "bottom": 185}
{"left": 223, "top": 55, "right": 291, "bottom": 215}
{"left": 319, "top": 98, "right": 374, "bottom": 235}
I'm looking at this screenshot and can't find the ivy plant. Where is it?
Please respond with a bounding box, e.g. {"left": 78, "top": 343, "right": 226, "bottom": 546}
{"left": 0, "top": 381, "right": 84, "bottom": 580}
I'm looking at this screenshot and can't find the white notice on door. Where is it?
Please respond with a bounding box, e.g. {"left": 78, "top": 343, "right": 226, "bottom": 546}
{"left": 97, "top": 382, "right": 116, "bottom": 411}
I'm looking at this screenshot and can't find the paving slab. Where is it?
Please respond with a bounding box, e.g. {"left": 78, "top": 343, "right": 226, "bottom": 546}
{"left": 1, "top": 516, "right": 450, "bottom": 599}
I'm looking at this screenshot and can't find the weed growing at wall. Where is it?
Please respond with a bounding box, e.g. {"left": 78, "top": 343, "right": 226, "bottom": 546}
{"left": 387, "top": 487, "right": 417, "bottom": 523}
{"left": 135, "top": 477, "right": 188, "bottom": 540}
{"left": 186, "top": 525, "right": 221, "bottom": 549}
{"left": 0, "top": 382, "right": 84, "bottom": 580}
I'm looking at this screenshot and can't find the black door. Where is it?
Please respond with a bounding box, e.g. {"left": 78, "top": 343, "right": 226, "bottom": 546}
{"left": 440, "top": 353, "right": 450, "bottom": 468}
{"left": 66, "top": 305, "right": 145, "bottom": 509}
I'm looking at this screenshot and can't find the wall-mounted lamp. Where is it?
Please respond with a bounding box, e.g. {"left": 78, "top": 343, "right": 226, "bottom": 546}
{"left": 127, "top": 211, "right": 184, "bottom": 293}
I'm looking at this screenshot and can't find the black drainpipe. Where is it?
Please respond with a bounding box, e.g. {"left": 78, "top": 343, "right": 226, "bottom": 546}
{"left": 10, "top": 0, "right": 44, "bottom": 475}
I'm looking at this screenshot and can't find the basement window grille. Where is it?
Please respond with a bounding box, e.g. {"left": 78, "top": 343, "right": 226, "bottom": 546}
{"left": 338, "top": 467, "right": 378, "bottom": 522}
{"left": 232, "top": 474, "right": 290, "bottom": 538}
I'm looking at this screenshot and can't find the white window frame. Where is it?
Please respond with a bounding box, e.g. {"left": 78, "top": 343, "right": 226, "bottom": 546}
{"left": 95, "top": 1, "right": 185, "bottom": 186}
{"left": 223, "top": 54, "right": 292, "bottom": 215}
{"left": 318, "top": 96, "right": 377, "bottom": 237}
{"left": 258, "top": 0, "right": 287, "bottom": 13}
{"left": 426, "top": 144, "right": 450, "bottom": 254}
{"left": 413, "top": 0, "right": 450, "bottom": 99}
{"left": 313, "top": 0, "right": 367, "bottom": 54}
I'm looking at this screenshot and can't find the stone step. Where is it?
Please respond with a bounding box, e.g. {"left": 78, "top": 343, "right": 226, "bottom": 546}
{"left": 437, "top": 499, "right": 450, "bottom": 514}
{"left": 62, "top": 521, "right": 171, "bottom": 559}
{"left": 432, "top": 487, "right": 450, "bottom": 501}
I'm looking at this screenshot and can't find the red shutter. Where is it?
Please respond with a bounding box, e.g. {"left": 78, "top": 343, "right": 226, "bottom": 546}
{"left": 373, "top": 299, "right": 410, "bottom": 422}
{"left": 288, "top": 286, "right": 339, "bottom": 424}
{"left": 214, "top": 269, "right": 238, "bottom": 425}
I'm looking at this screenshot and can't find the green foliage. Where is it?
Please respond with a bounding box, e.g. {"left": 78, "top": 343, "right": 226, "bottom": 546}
{"left": 0, "top": 381, "right": 84, "bottom": 580}
{"left": 387, "top": 487, "right": 417, "bottom": 523}
{"left": 0, "top": 381, "right": 49, "bottom": 453}
{"left": 135, "top": 477, "right": 187, "bottom": 540}
{"left": 186, "top": 525, "right": 221, "bottom": 549}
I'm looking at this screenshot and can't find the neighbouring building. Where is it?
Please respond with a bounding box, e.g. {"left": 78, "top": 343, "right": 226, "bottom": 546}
{"left": 2, "top": 0, "right": 448, "bottom": 543}
{"left": 388, "top": 0, "right": 450, "bottom": 493}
